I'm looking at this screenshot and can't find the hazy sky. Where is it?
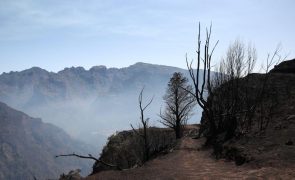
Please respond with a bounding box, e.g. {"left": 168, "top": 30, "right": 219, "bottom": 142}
{"left": 0, "top": 0, "right": 294, "bottom": 73}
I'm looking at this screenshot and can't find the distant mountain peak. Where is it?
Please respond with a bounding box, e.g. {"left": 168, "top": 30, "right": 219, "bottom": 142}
{"left": 131, "top": 62, "right": 160, "bottom": 67}
{"left": 58, "top": 66, "right": 86, "bottom": 74}
{"left": 127, "top": 62, "right": 183, "bottom": 71}
{"left": 29, "top": 66, "right": 46, "bottom": 71}
{"left": 133, "top": 62, "right": 150, "bottom": 66}
{"left": 23, "top": 66, "right": 48, "bottom": 74}
{"left": 90, "top": 65, "right": 107, "bottom": 71}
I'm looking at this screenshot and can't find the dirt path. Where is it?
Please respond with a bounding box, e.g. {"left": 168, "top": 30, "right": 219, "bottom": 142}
{"left": 85, "top": 137, "right": 295, "bottom": 180}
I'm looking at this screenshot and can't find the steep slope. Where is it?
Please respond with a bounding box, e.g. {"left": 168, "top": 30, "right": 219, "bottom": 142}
{"left": 198, "top": 59, "right": 295, "bottom": 166}
{"left": 0, "top": 102, "right": 93, "bottom": 180}
{"left": 0, "top": 63, "right": 201, "bottom": 150}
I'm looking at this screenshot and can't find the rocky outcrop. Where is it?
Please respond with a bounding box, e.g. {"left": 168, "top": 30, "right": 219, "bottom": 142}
{"left": 270, "top": 59, "right": 295, "bottom": 74}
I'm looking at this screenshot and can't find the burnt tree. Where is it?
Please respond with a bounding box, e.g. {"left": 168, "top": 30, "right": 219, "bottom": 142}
{"left": 186, "top": 23, "right": 219, "bottom": 144}
{"left": 131, "top": 87, "right": 153, "bottom": 162}
{"left": 159, "top": 72, "right": 195, "bottom": 139}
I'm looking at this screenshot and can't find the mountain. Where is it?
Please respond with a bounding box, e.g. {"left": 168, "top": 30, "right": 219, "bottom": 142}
{"left": 0, "top": 101, "right": 93, "bottom": 180}
{"left": 0, "top": 62, "right": 186, "bottom": 105}
{"left": 0, "top": 62, "right": 202, "bottom": 151}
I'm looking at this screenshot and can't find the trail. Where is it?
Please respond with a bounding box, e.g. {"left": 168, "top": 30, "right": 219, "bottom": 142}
{"left": 85, "top": 137, "right": 295, "bottom": 180}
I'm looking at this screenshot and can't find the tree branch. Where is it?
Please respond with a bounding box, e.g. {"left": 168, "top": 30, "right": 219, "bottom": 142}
{"left": 55, "top": 153, "right": 121, "bottom": 170}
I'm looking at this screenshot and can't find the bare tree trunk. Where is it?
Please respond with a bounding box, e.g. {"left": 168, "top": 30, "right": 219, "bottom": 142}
{"left": 55, "top": 153, "right": 122, "bottom": 172}
{"left": 186, "top": 23, "right": 218, "bottom": 144}
{"left": 131, "top": 87, "right": 153, "bottom": 162}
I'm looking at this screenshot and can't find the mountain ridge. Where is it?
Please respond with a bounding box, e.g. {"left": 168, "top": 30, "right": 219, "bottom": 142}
{"left": 0, "top": 62, "right": 186, "bottom": 75}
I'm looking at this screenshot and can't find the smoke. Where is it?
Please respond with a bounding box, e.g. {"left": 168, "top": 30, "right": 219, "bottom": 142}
{"left": 9, "top": 81, "right": 201, "bottom": 153}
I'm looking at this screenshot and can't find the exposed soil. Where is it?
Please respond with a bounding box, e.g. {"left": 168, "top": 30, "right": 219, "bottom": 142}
{"left": 84, "top": 137, "right": 295, "bottom": 180}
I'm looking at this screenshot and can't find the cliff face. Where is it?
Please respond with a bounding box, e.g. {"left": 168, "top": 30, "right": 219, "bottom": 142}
{"left": 0, "top": 102, "right": 92, "bottom": 180}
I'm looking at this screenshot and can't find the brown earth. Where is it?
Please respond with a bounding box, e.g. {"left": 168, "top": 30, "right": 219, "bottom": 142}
{"left": 84, "top": 137, "right": 295, "bottom": 180}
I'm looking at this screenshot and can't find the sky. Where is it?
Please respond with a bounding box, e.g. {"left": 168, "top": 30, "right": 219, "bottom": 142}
{"left": 0, "top": 0, "right": 294, "bottom": 73}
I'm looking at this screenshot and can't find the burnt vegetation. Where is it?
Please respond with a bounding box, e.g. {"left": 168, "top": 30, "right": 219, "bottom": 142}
{"left": 130, "top": 87, "right": 153, "bottom": 162}
{"left": 92, "top": 127, "right": 177, "bottom": 173}
{"left": 186, "top": 23, "right": 294, "bottom": 166}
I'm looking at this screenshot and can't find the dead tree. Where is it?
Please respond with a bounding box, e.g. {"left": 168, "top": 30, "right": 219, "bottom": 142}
{"left": 254, "top": 47, "right": 284, "bottom": 131}
{"left": 55, "top": 153, "right": 121, "bottom": 172}
{"left": 211, "top": 40, "right": 258, "bottom": 138}
{"left": 130, "top": 87, "right": 153, "bottom": 162}
{"left": 159, "top": 72, "right": 195, "bottom": 139}
{"left": 208, "top": 42, "right": 284, "bottom": 137}
{"left": 186, "top": 23, "right": 219, "bottom": 143}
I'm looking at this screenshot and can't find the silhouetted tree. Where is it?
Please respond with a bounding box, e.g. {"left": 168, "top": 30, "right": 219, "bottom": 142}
{"left": 159, "top": 72, "right": 195, "bottom": 139}
{"left": 186, "top": 23, "right": 219, "bottom": 144}
{"left": 131, "top": 87, "right": 153, "bottom": 162}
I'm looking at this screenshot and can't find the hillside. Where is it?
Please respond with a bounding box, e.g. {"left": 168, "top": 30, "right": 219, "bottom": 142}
{"left": 0, "top": 102, "right": 93, "bottom": 180}
{"left": 0, "top": 63, "right": 201, "bottom": 150}
{"left": 81, "top": 60, "right": 295, "bottom": 179}
{"left": 197, "top": 59, "right": 295, "bottom": 167}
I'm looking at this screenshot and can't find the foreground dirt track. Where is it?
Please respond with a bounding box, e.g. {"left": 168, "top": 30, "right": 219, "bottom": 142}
{"left": 85, "top": 137, "right": 295, "bottom": 180}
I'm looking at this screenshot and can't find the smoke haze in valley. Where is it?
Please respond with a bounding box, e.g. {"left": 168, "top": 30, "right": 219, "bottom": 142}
{"left": 0, "top": 62, "right": 204, "bottom": 152}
